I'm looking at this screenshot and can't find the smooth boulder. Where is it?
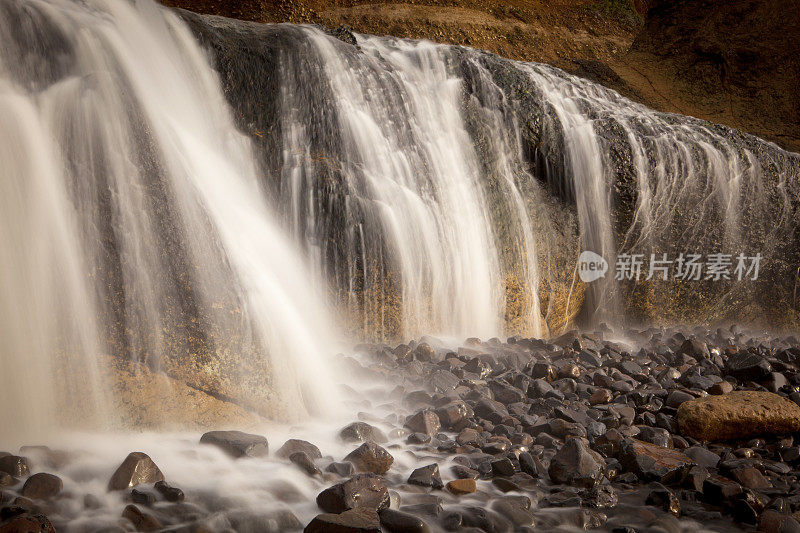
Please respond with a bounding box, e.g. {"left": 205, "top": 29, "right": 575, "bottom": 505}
{"left": 343, "top": 443, "right": 394, "bottom": 474}
{"left": 305, "top": 508, "right": 380, "bottom": 533}
{"left": 677, "top": 391, "right": 800, "bottom": 441}
{"left": 316, "top": 474, "right": 390, "bottom": 513}
{"left": 199, "top": 430, "right": 268, "bottom": 458}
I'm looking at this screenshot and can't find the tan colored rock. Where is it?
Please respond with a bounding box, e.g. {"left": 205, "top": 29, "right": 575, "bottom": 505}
{"left": 446, "top": 478, "right": 476, "bottom": 495}
{"left": 677, "top": 391, "right": 800, "bottom": 442}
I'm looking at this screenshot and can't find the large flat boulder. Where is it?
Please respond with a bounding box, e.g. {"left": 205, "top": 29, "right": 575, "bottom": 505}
{"left": 677, "top": 391, "right": 800, "bottom": 442}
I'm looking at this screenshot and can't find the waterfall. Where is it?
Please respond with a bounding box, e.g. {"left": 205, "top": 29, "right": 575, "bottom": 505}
{"left": 184, "top": 16, "right": 800, "bottom": 333}
{"left": 2, "top": 0, "right": 799, "bottom": 436}
{"left": 0, "top": 0, "right": 339, "bottom": 437}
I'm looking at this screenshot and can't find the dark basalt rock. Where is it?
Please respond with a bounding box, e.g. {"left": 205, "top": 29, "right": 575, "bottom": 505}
{"left": 108, "top": 452, "right": 164, "bottom": 491}
{"left": 378, "top": 509, "right": 431, "bottom": 533}
{"left": 199, "top": 430, "right": 268, "bottom": 458}
{"left": 645, "top": 484, "right": 680, "bottom": 516}
{"left": 618, "top": 439, "right": 695, "bottom": 483}
{"left": 276, "top": 439, "right": 323, "bottom": 459}
{"left": 344, "top": 443, "right": 394, "bottom": 475}
{"left": 305, "top": 508, "right": 381, "bottom": 533}
{"left": 725, "top": 352, "right": 772, "bottom": 381}
{"left": 291, "top": 451, "right": 323, "bottom": 477}
{"left": 154, "top": 481, "right": 185, "bottom": 503}
{"left": 339, "top": 423, "right": 388, "bottom": 444}
{"left": 317, "top": 474, "right": 390, "bottom": 513}
{"left": 404, "top": 410, "right": 441, "bottom": 437}
{"left": 408, "top": 464, "right": 443, "bottom": 489}
{"left": 548, "top": 438, "right": 605, "bottom": 488}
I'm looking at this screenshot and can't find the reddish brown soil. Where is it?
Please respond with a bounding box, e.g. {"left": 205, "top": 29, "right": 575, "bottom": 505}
{"left": 159, "top": 0, "right": 800, "bottom": 152}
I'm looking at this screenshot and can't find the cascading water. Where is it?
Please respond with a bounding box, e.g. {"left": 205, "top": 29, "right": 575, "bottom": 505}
{"left": 184, "top": 16, "right": 800, "bottom": 334}
{"left": 0, "top": 0, "right": 340, "bottom": 438}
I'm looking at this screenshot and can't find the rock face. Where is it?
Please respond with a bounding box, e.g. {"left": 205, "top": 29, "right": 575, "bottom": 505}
{"left": 0, "top": 457, "right": 28, "bottom": 478}
{"left": 316, "top": 474, "right": 390, "bottom": 514}
{"left": 677, "top": 391, "right": 800, "bottom": 441}
{"left": 108, "top": 452, "right": 164, "bottom": 491}
{"left": 343, "top": 443, "right": 394, "bottom": 475}
{"left": 548, "top": 438, "right": 604, "bottom": 488}
{"left": 199, "top": 430, "right": 269, "bottom": 458}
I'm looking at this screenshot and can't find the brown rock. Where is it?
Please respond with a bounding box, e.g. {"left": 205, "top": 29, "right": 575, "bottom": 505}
{"left": 20, "top": 473, "right": 62, "bottom": 500}
{"left": 446, "top": 479, "right": 476, "bottom": 495}
{"left": 316, "top": 474, "right": 390, "bottom": 513}
{"left": 0, "top": 513, "right": 55, "bottom": 533}
{"left": 731, "top": 467, "right": 771, "bottom": 489}
{"left": 677, "top": 391, "right": 800, "bottom": 442}
{"left": 619, "top": 439, "right": 695, "bottom": 482}
{"left": 122, "top": 504, "right": 162, "bottom": 531}
{"left": 0, "top": 457, "right": 28, "bottom": 478}
{"left": 108, "top": 452, "right": 164, "bottom": 491}
{"left": 343, "top": 443, "right": 393, "bottom": 474}
{"left": 199, "top": 430, "right": 268, "bottom": 458}
{"left": 305, "top": 507, "right": 381, "bottom": 533}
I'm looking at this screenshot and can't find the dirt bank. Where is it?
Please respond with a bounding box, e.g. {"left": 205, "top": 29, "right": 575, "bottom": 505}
{"left": 159, "top": 0, "right": 799, "bottom": 153}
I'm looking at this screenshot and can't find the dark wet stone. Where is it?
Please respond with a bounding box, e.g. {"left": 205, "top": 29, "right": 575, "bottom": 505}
{"left": 730, "top": 466, "right": 771, "bottom": 488}
{"left": 678, "top": 339, "right": 709, "bottom": 359}
{"left": 450, "top": 464, "right": 480, "bottom": 480}
{"left": 327, "top": 462, "right": 355, "bottom": 477}
{"left": 492, "top": 500, "right": 534, "bottom": 527}
{"left": 646, "top": 484, "right": 680, "bottom": 516}
{"left": 305, "top": 508, "right": 381, "bottom": 533}
{"left": 683, "top": 447, "right": 720, "bottom": 469}
{"left": 491, "top": 458, "right": 516, "bottom": 477}
{"left": 0, "top": 456, "right": 28, "bottom": 478}
{"left": 635, "top": 427, "right": 672, "bottom": 448}
{"left": 548, "top": 438, "right": 604, "bottom": 488}
{"left": 339, "top": 423, "right": 388, "bottom": 444}
{"left": 199, "top": 430, "right": 268, "bottom": 458}
{"left": 20, "top": 473, "right": 61, "bottom": 500}
{"left": 460, "top": 507, "right": 511, "bottom": 533}
{"left": 155, "top": 481, "right": 185, "bottom": 503}
{"left": 227, "top": 509, "right": 302, "bottom": 532}
{"left": 291, "top": 451, "right": 323, "bottom": 477}
{"left": 378, "top": 509, "right": 430, "bottom": 533}
{"left": 344, "top": 443, "right": 394, "bottom": 475}
{"left": 122, "top": 504, "right": 162, "bottom": 531}
{"left": 702, "top": 474, "right": 743, "bottom": 504}
{"left": 488, "top": 380, "right": 525, "bottom": 405}
{"left": 108, "top": 452, "right": 165, "bottom": 491}
{"left": 316, "top": 474, "right": 390, "bottom": 513}
{"left": 665, "top": 390, "right": 694, "bottom": 409}
{"left": 276, "top": 439, "right": 324, "bottom": 459}
{"left": 131, "top": 488, "right": 155, "bottom": 505}
{"left": 404, "top": 411, "right": 441, "bottom": 437}
{"left": 581, "top": 486, "right": 618, "bottom": 509}
{"left": 589, "top": 389, "right": 613, "bottom": 405}
{"left": 406, "top": 433, "right": 431, "bottom": 445}
{"left": 408, "top": 464, "right": 443, "bottom": 489}
{"left": 434, "top": 401, "right": 471, "bottom": 430}
{"left": 0, "top": 473, "right": 15, "bottom": 487}
{"left": 709, "top": 381, "right": 734, "bottom": 395}
{"left": 726, "top": 352, "right": 772, "bottom": 381}
{"left": 618, "top": 439, "right": 695, "bottom": 483}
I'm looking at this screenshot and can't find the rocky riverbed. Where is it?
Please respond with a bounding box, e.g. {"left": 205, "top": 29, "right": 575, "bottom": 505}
{"left": 3, "top": 326, "right": 800, "bottom": 532}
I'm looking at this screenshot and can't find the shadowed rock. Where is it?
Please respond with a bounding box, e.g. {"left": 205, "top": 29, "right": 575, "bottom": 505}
{"left": 276, "top": 439, "right": 323, "bottom": 459}
{"left": 305, "top": 508, "right": 381, "bottom": 533}
{"left": 0, "top": 456, "right": 28, "bottom": 478}
{"left": 20, "top": 473, "right": 62, "bottom": 500}
{"left": 548, "top": 438, "right": 604, "bottom": 488}
{"left": 619, "top": 439, "right": 695, "bottom": 483}
{"left": 199, "top": 430, "right": 268, "bottom": 458}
